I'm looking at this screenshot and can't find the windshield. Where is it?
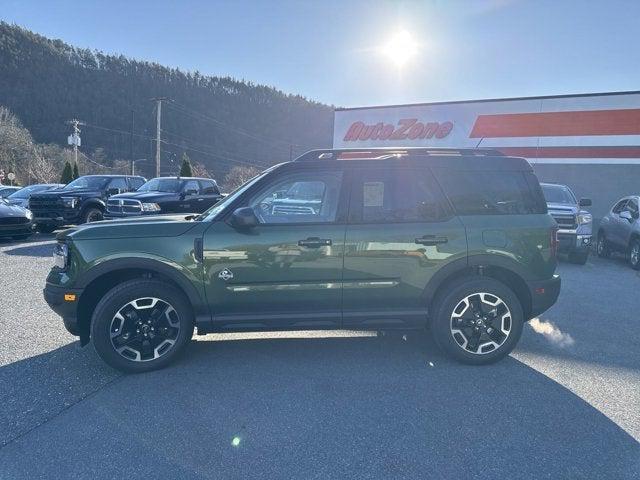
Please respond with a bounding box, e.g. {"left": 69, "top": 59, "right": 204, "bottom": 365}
{"left": 8, "top": 184, "right": 44, "bottom": 199}
{"left": 138, "top": 178, "right": 182, "bottom": 192}
{"left": 63, "top": 176, "right": 109, "bottom": 191}
{"left": 542, "top": 184, "right": 577, "bottom": 205}
{"left": 197, "top": 168, "right": 272, "bottom": 221}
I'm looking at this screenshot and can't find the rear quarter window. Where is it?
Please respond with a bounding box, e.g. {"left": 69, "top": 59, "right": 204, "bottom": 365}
{"left": 433, "top": 169, "right": 546, "bottom": 215}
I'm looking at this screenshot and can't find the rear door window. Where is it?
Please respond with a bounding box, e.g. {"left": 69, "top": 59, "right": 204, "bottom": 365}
{"left": 434, "top": 169, "right": 545, "bottom": 215}
{"left": 349, "top": 167, "right": 450, "bottom": 223}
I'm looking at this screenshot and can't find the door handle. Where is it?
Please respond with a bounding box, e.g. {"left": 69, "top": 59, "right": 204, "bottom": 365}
{"left": 298, "top": 237, "right": 332, "bottom": 248}
{"left": 197, "top": 198, "right": 204, "bottom": 201}
{"left": 415, "top": 235, "right": 448, "bottom": 246}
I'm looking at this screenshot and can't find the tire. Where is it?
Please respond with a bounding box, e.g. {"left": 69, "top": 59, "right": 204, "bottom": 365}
{"left": 629, "top": 238, "right": 640, "bottom": 270}
{"left": 430, "top": 276, "right": 524, "bottom": 365}
{"left": 37, "top": 225, "right": 56, "bottom": 234}
{"left": 90, "top": 279, "right": 194, "bottom": 373}
{"left": 596, "top": 232, "right": 610, "bottom": 258}
{"left": 81, "top": 206, "right": 103, "bottom": 224}
{"left": 568, "top": 250, "right": 589, "bottom": 265}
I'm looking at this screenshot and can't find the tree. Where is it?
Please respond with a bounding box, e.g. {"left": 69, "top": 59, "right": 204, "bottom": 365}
{"left": 60, "top": 161, "right": 74, "bottom": 184}
{"left": 72, "top": 162, "right": 79, "bottom": 179}
{"left": 223, "top": 166, "right": 260, "bottom": 192}
{"left": 179, "top": 153, "right": 193, "bottom": 177}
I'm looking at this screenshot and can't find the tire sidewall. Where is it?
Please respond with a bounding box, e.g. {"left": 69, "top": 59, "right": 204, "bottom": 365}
{"left": 597, "top": 233, "right": 609, "bottom": 258}
{"left": 82, "top": 207, "right": 103, "bottom": 224}
{"left": 91, "top": 280, "right": 194, "bottom": 373}
{"left": 630, "top": 240, "right": 640, "bottom": 270}
{"left": 431, "top": 277, "right": 524, "bottom": 365}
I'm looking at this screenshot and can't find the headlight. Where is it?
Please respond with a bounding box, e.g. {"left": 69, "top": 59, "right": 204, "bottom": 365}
{"left": 61, "top": 197, "right": 78, "bottom": 208}
{"left": 25, "top": 209, "right": 33, "bottom": 220}
{"left": 53, "top": 242, "right": 68, "bottom": 269}
{"left": 142, "top": 203, "right": 161, "bottom": 212}
{"left": 577, "top": 213, "right": 592, "bottom": 225}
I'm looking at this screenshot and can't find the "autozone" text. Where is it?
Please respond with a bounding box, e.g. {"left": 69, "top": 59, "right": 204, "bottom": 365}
{"left": 343, "top": 119, "right": 454, "bottom": 142}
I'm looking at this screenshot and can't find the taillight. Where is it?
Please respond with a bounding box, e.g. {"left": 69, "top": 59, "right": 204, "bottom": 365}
{"left": 550, "top": 227, "right": 559, "bottom": 258}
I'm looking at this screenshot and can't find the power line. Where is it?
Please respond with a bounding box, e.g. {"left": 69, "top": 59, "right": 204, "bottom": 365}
{"left": 161, "top": 128, "right": 271, "bottom": 167}
{"left": 165, "top": 100, "right": 310, "bottom": 151}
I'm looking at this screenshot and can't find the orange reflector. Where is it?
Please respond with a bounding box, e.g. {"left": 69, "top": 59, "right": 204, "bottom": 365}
{"left": 534, "top": 288, "right": 545, "bottom": 295}
{"left": 64, "top": 294, "right": 76, "bottom": 302}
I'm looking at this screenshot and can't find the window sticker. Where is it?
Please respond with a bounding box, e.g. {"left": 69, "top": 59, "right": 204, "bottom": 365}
{"left": 364, "top": 181, "right": 385, "bottom": 207}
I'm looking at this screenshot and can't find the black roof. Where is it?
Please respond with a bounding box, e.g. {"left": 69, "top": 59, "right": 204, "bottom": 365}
{"left": 293, "top": 148, "right": 532, "bottom": 171}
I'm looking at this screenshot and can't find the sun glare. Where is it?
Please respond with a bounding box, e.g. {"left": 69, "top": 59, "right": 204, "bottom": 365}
{"left": 380, "top": 30, "right": 419, "bottom": 68}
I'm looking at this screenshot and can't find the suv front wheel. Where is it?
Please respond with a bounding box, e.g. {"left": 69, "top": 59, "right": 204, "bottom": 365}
{"left": 91, "top": 279, "right": 194, "bottom": 373}
{"left": 431, "top": 277, "right": 524, "bottom": 365}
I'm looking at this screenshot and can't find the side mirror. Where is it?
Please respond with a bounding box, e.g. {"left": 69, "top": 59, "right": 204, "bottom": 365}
{"left": 229, "top": 207, "right": 259, "bottom": 229}
{"left": 579, "top": 198, "right": 592, "bottom": 207}
{"left": 185, "top": 189, "right": 198, "bottom": 196}
{"left": 620, "top": 210, "right": 633, "bottom": 221}
{"left": 106, "top": 188, "right": 120, "bottom": 196}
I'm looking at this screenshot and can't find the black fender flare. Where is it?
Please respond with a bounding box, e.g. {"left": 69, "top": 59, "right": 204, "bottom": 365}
{"left": 76, "top": 257, "right": 204, "bottom": 310}
{"left": 422, "top": 254, "right": 533, "bottom": 307}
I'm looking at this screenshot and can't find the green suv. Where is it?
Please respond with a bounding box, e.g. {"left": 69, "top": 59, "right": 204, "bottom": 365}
{"left": 44, "top": 148, "right": 560, "bottom": 373}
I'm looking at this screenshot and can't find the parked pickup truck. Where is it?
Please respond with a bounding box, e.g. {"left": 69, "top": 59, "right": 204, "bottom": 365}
{"left": 29, "top": 175, "right": 146, "bottom": 233}
{"left": 541, "top": 182, "right": 592, "bottom": 264}
{"left": 106, "top": 177, "right": 222, "bottom": 218}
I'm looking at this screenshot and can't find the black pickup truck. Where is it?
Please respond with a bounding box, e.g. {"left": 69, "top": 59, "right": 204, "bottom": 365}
{"left": 105, "top": 177, "right": 222, "bottom": 218}
{"left": 29, "top": 175, "right": 146, "bottom": 233}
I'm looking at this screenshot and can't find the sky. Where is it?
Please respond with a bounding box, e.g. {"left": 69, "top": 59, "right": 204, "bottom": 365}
{"left": 2, "top": 0, "right": 640, "bottom": 107}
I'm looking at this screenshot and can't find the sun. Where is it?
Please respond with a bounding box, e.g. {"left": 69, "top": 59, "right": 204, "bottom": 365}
{"left": 380, "top": 30, "right": 419, "bottom": 68}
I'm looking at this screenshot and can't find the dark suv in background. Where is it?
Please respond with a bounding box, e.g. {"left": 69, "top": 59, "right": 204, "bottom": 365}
{"left": 541, "top": 183, "right": 592, "bottom": 264}
{"left": 30, "top": 175, "right": 145, "bottom": 232}
{"left": 106, "top": 177, "right": 222, "bottom": 218}
{"left": 44, "top": 148, "right": 560, "bottom": 373}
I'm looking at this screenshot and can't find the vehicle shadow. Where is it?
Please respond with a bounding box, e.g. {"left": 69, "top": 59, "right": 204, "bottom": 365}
{"left": 1, "top": 234, "right": 56, "bottom": 257}
{"left": 1, "top": 333, "right": 638, "bottom": 479}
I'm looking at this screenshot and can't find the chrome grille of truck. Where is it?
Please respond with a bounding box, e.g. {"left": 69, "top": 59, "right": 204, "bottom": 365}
{"left": 107, "top": 199, "right": 143, "bottom": 215}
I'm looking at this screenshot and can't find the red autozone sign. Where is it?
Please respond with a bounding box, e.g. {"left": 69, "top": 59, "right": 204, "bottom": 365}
{"left": 343, "top": 118, "right": 454, "bottom": 142}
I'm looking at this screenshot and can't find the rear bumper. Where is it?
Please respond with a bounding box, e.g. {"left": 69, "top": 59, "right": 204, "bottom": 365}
{"left": 43, "top": 283, "right": 84, "bottom": 337}
{"left": 527, "top": 275, "right": 561, "bottom": 319}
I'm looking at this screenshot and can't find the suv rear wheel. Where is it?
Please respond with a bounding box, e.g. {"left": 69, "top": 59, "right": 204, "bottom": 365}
{"left": 431, "top": 277, "right": 524, "bottom": 365}
{"left": 90, "top": 279, "right": 194, "bottom": 373}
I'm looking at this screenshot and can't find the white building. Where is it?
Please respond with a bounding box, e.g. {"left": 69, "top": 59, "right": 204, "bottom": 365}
{"left": 333, "top": 91, "right": 640, "bottom": 220}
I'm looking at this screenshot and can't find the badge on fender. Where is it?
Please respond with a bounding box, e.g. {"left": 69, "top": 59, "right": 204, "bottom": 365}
{"left": 218, "top": 268, "right": 234, "bottom": 281}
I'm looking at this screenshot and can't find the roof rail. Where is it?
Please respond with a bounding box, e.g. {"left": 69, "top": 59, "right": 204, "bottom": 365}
{"left": 293, "top": 147, "right": 505, "bottom": 162}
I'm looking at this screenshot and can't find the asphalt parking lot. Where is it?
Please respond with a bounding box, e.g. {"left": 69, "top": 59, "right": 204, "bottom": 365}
{"left": 0, "top": 233, "right": 639, "bottom": 479}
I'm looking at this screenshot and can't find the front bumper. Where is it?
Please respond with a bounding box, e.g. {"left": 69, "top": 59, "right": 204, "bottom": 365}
{"left": 43, "top": 283, "right": 84, "bottom": 337}
{"left": 527, "top": 274, "right": 561, "bottom": 319}
{"left": 104, "top": 210, "right": 157, "bottom": 219}
{"left": 0, "top": 221, "right": 34, "bottom": 238}
{"left": 557, "top": 231, "right": 591, "bottom": 254}
{"left": 32, "top": 207, "right": 81, "bottom": 226}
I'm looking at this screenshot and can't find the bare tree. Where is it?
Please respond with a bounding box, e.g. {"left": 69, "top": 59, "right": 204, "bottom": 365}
{"left": 222, "top": 165, "right": 260, "bottom": 192}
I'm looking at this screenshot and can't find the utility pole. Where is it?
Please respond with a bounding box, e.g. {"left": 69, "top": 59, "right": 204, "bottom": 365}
{"left": 152, "top": 97, "right": 167, "bottom": 177}
{"left": 66, "top": 119, "right": 83, "bottom": 171}
{"left": 130, "top": 110, "right": 135, "bottom": 175}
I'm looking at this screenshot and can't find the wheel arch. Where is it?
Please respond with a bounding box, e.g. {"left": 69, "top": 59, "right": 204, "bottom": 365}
{"left": 424, "top": 256, "right": 533, "bottom": 322}
{"left": 75, "top": 258, "right": 205, "bottom": 344}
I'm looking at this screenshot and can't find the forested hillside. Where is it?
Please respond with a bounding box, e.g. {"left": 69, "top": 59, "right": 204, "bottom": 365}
{"left": 0, "top": 22, "right": 333, "bottom": 181}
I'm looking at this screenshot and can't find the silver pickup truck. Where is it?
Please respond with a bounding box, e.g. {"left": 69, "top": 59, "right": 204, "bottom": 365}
{"left": 541, "top": 183, "right": 593, "bottom": 265}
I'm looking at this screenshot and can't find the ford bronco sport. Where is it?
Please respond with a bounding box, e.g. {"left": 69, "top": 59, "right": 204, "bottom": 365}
{"left": 44, "top": 148, "right": 561, "bottom": 373}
